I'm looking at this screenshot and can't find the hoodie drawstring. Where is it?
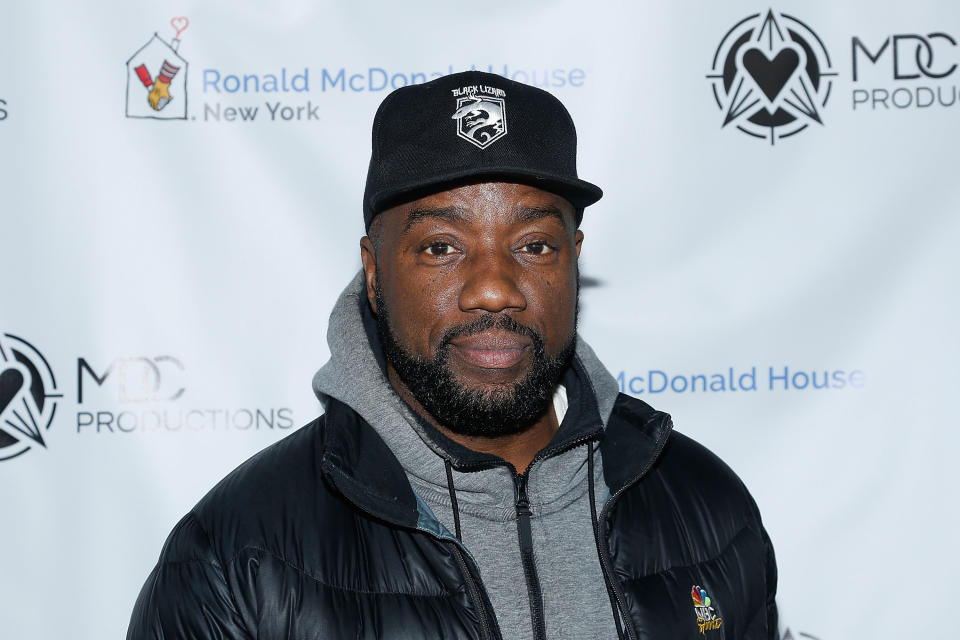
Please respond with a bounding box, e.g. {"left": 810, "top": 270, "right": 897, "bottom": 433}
{"left": 444, "top": 459, "right": 463, "bottom": 541}
{"left": 588, "top": 441, "right": 626, "bottom": 640}
{"left": 446, "top": 445, "right": 625, "bottom": 639}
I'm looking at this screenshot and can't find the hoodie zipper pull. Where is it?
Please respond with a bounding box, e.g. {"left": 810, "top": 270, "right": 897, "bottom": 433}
{"left": 515, "top": 473, "right": 532, "bottom": 518}
{"left": 513, "top": 472, "right": 547, "bottom": 640}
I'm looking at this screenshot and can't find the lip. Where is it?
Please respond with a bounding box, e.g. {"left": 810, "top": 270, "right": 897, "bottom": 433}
{"left": 448, "top": 330, "right": 532, "bottom": 369}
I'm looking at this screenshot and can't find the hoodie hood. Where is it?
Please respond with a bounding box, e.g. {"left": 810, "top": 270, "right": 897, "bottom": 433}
{"left": 313, "top": 272, "right": 637, "bottom": 640}
{"left": 312, "top": 271, "right": 620, "bottom": 521}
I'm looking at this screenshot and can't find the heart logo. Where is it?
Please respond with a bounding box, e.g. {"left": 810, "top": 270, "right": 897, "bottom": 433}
{"left": 742, "top": 47, "right": 801, "bottom": 103}
{"left": 0, "top": 367, "right": 25, "bottom": 416}
{"left": 171, "top": 16, "right": 190, "bottom": 39}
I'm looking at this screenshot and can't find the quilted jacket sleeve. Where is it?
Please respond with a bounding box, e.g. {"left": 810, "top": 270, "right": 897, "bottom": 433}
{"left": 762, "top": 525, "right": 779, "bottom": 639}
{"left": 127, "top": 512, "right": 251, "bottom": 640}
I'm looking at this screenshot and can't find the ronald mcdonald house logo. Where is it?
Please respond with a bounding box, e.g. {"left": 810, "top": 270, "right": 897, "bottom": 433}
{"left": 124, "top": 18, "right": 589, "bottom": 125}
{"left": 616, "top": 364, "right": 866, "bottom": 396}
{"left": 126, "top": 17, "right": 190, "bottom": 119}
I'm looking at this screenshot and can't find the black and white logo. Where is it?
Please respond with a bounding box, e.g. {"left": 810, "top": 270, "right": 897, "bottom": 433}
{"left": 451, "top": 84, "right": 507, "bottom": 149}
{"left": 0, "top": 334, "right": 60, "bottom": 461}
{"left": 707, "top": 10, "right": 837, "bottom": 144}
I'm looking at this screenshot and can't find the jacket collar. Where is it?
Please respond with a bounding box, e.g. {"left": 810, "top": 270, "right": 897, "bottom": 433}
{"left": 319, "top": 396, "right": 421, "bottom": 529}
{"left": 319, "top": 390, "right": 674, "bottom": 528}
{"left": 597, "top": 395, "right": 673, "bottom": 495}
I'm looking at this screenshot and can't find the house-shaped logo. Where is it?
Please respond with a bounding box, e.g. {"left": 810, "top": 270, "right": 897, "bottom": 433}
{"left": 126, "top": 18, "right": 189, "bottom": 120}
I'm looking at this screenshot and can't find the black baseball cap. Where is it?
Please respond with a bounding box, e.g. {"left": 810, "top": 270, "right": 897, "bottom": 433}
{"left": 362, "top": 70, "right": 602, "bottom": 230}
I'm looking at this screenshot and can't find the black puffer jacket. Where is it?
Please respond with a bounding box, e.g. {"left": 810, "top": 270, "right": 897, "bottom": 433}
{"left": 127, "top": 394, "right": 777, "bottom": 639}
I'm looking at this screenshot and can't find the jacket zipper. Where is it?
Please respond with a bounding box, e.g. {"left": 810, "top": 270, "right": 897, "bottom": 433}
{"left": 503, "top": 432, "right": 603, "bottom": 640}
{"left": 593, "top": 420, "right": 672, "bottom": 640}
{"left": 336, "top": 428, "right": 605, "bottom": 640}
{"left": 325, "top": 463, "right": 502, "bottom": 640}
{"left": 450, "top": 542, "right": 501, "bottom": 640}
{"left": 434, "top": 434, "right": 600, "bottom": 640}
{"left": 513, "top": 471, "right": 548, "bottom": 640}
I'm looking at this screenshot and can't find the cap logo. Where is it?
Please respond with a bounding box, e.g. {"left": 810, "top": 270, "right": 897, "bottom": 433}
{"left": 451, "top": 85, "right": 507, "bottom": 149}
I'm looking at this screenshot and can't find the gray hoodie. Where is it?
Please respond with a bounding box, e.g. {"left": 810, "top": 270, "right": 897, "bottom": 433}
{"left": 313, "top": 272, "right": 623, "bottom": 639}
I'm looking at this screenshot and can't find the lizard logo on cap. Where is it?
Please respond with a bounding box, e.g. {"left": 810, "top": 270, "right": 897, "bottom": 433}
{"left": 451, "top": 85, "right": 507, "bottom": 149}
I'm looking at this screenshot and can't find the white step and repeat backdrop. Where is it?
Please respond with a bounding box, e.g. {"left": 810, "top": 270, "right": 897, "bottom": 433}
{"left": 1, "top": 1, "right": 957, "bottom": 638}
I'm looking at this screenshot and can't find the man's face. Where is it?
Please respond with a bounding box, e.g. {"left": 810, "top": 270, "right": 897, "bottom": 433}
{"left": 362, "top": 182, "right": 583, "bottom": 438}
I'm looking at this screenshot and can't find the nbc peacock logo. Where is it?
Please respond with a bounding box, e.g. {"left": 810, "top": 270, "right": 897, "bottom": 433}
{"left": 125, "top": 17, "right": 190, "bottom": 120}
{"left": 691, "top": 585, "right": 724, "bottom": 634}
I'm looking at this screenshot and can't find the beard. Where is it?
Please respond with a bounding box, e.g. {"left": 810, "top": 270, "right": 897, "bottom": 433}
{"left": 374, "top": 277, "right": 577, "bottom": 438}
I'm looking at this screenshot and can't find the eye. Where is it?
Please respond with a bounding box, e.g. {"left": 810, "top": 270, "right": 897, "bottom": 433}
{"left": 424, "top": 242, "right": 454, "bottom": 256}
{"left": 520, "top": 242, "right": 554, "bottom": 255}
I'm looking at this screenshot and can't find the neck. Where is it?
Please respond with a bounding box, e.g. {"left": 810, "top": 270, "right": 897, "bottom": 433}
{"left": 386, "top": 366, "right": 559, "bottom": 474}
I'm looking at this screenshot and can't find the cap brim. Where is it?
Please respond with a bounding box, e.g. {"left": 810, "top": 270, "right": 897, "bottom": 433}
{"left": 369, "top": 167, "right": 603, "bottom": 221}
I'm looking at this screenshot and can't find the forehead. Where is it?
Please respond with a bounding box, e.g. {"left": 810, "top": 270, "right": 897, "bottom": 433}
{"left": 377, "top": 182, "right": 577, "bottom": 235}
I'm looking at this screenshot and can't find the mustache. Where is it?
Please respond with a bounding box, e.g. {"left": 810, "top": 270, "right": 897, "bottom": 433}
{"left": 437, "top": 314, "right": 543, "bottom": 349}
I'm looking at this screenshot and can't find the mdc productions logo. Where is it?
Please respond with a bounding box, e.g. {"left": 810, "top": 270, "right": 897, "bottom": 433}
{"left": 852, "top": 30, "right": 960, "bottom": 111}
{"left": 126, "top": 17, "right": 190, "bottom": 119}
{"left": 0, "top": 335, "right": 297, "bottom": 463}
{"left": 706, "top": 10, "right": 837, "bottom": 144}
{"left": 0, "top": 334, "right": 61, "bottom": 461}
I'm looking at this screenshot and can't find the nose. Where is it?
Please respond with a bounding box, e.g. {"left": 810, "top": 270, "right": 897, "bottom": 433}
{"left": 458, "top": 249, "right": 527, "bottom": 314}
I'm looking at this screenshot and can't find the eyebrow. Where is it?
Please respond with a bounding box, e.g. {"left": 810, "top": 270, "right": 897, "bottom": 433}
{"left": 514, "top": 205, "right": 570, "bottom": 232}
{"left": 400, "top": 203, "right": 571, "bottom": 235}
{"left": 402, "top": 206, "right": 468, "bottom": 234}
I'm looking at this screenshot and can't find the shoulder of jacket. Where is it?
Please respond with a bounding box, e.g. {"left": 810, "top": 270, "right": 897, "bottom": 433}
{"left": 610, "top": 392, "right": 663, "bottom": 424}
{"left": 194, "top": 415, "right": 327, "bottom": 509}
{"left": 660, "top": 430, "right": 749, "bottom": 486}
{"left": 610, "top": 394, "right": 760, "bottom": 522}
{"left": 179, "top": 416, "right": 338, "bottom": 558}
{"left": 152, "top": 510, "right": 221, "bottom": 566}
{"left": 648, "top": 429, "right": 761, "bottom": 529}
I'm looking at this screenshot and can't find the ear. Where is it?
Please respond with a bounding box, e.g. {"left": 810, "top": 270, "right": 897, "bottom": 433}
{"left": 360, "top": 236, "right": 378, "bottom": 313}
{"left": 574, "top": 229, "right": 583, "bottom": 259}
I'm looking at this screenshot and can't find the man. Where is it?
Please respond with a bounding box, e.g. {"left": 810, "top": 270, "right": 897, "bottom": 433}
{"left": 128, "top": 71, "right": 778, "bottom": 639}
